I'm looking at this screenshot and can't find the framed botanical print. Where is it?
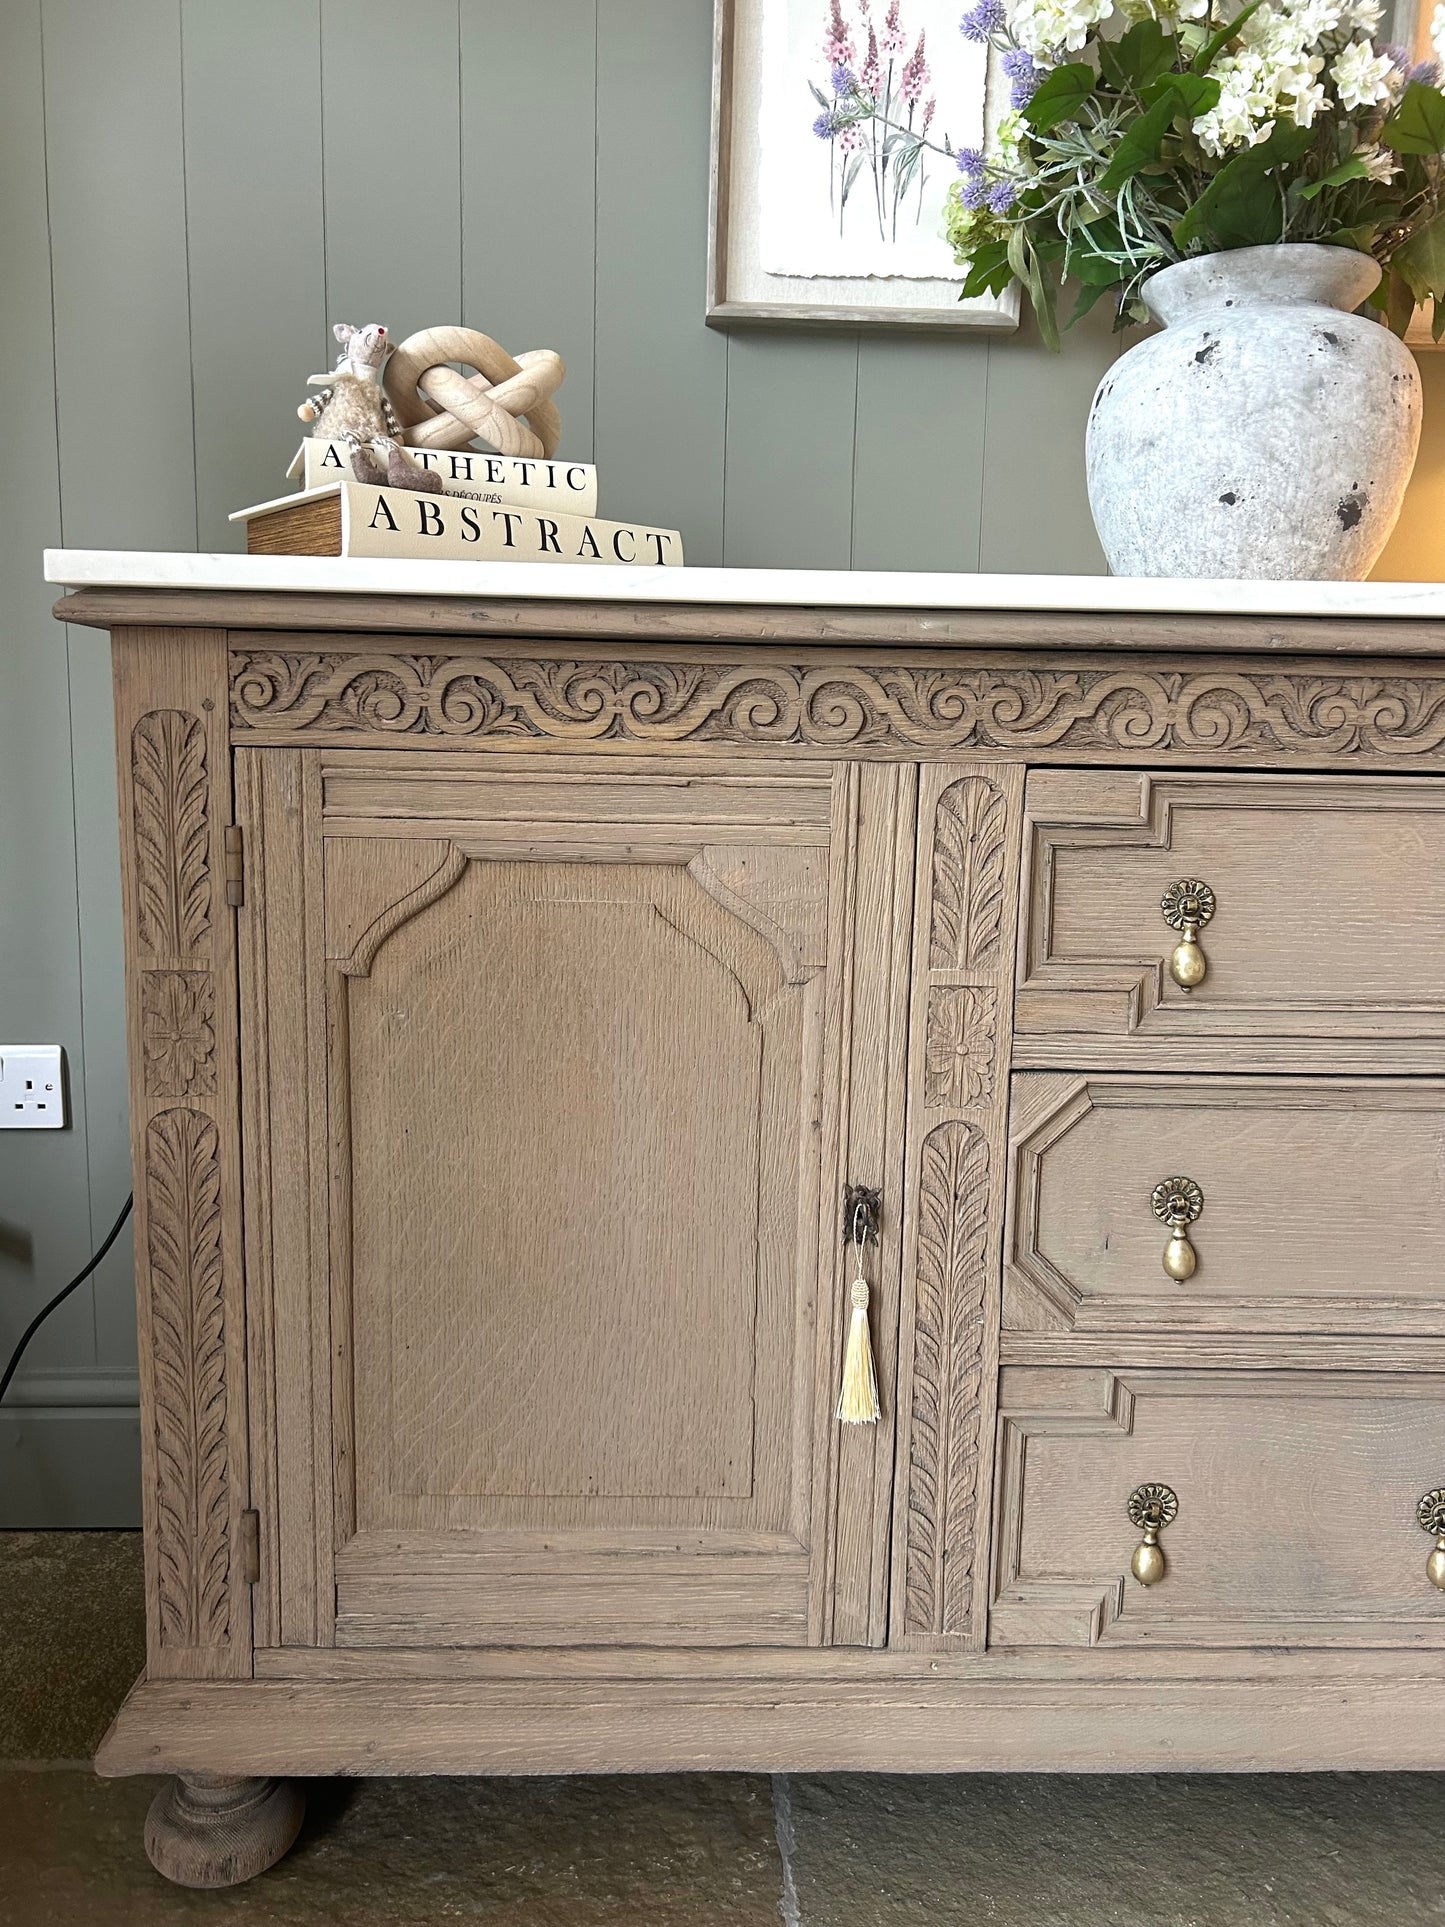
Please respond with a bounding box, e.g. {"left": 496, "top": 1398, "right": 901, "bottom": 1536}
{"left": 708, "top": 0, "right": 1020, "bottom": 329}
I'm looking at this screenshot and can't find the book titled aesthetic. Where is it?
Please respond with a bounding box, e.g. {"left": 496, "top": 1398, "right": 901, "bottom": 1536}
{"left": 286, "top": 438, "right": 599, "bottom": 516}
{"left": 232, "top": 481, "right": 683, "bottom": 567}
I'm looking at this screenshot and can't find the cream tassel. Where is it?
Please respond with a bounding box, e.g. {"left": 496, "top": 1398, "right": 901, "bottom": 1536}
{"left": 836, "top": 1268, "right": 880, "bottom": 1425}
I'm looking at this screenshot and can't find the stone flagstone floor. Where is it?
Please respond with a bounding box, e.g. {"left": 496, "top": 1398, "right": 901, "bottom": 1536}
{"left": 1, "top": 1531, "right": 1442, "bottom": 1925}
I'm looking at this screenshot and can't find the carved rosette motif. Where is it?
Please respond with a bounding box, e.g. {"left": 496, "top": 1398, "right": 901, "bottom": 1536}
{"left": 231, "top": 652, "right": 1445, "bottom": 761}
{"left": 146, "top": 1107, "right": 230, "bottom": 1650}
{"left": 925, "top": 986, "right": 997, "bottom": 1107}
{"left": 901, "top": 769, "right": 1022, "bottom": 1640}
{"left": 141, "top": 971, "right": 217, "bottom": 1097}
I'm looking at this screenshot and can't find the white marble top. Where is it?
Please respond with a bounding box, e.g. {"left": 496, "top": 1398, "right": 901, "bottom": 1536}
{"left": 43, "top": 548, "right": 1445, "bottom": 619}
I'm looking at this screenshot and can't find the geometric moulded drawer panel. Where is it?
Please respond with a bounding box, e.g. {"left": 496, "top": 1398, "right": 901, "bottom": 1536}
{"left": 1015, "top": 770, "right": 1445, "bottom": 1071}
{"left": 992, "top": 1367, "right": 1445, "bottom": 1649}
{"left": 1006, "top": 1073, "right": 1445, "bottom": 1335}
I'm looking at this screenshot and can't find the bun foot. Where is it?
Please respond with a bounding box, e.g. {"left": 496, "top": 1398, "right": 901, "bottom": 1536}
{"left": 143, "top": 1773, "right": 305, "bottom": 1888}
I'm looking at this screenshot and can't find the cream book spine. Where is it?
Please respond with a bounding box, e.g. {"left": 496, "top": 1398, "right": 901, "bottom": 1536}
{"left": 287, "top": 438, "right": 599, "bottom": 516}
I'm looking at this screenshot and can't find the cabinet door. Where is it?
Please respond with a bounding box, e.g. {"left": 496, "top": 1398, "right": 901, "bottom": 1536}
{"left": 238, "top": 749, "right": 913, "bottom": 1651}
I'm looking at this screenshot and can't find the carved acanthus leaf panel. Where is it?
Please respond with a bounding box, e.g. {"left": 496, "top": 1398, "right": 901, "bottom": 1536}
{"left": 141, "top": 970, "right": 217, "bottom": 1098}
{"left": 929, "top": 776, "right": 1007, "bottom": 970}
{"left": 896, "top": 764, "right": 1024, "bottom": 1645}
{"left": 145, "top": 1107, "right": 231, "bottom": 1651}
{"left": 232, "top": 652, "right": 1445, "bottom": 763}
{"left": 905, "top": 1120, "right": 990, "bottom": 1637}
{"left": 132, "top": 710, "right": 211, "bottom": 956}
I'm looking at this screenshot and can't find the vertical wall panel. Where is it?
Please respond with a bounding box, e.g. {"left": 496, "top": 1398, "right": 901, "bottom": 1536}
{"left": 0, "top": 0, "right": 95, "bottom": 1409}
{"left": 594, "top": 0, "right": 727, "bottom": 560}
{"left": 43, "top": 0, "right": 200, "bottom": 1402}
{"left": 852, "top": 337, "right": 989, "bottom": 573}
{"left": 183, "top": 0, "right": 327, "bottom": 549}
{"left": 723, "top": 335, "right": 859, "bottom": 567}
{"left": 321, "top": 0, "right": 462, "bottom": 339}
{"left": 460, "top": 0, "right": 597, "bottom": 462}
{"left": 978, "top": 308, "right": 1119, "bottom": 574}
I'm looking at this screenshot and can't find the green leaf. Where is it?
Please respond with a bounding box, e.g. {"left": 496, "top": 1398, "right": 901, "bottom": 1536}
{"left": 1098, "top": 74, "right": 1218, "bottom": 191}
{"left": 1023, "top": 62, "right": 1095, "bottom": 134}
{"left": 1007, "top": 223, "right": 1060, "bottom": 350}
{"left": 959, "top": 238, "right": 1013, "bottom": 299}
{"left": 1191, "top": 0, "right": 1264, "bottom": 72}
{"left": 1295, "top": 154, "right": 1371, "bottom": 201}
{"left": 1393, "top": 210, "right": 1445, "bottom": 304}
{"left": 1068, "top": 276, "right": 1117, "bottom": 324}
{"left": 1386, "top": 266, "right": 1417, "bottom": 335}
{"left": 1098, "top": 19, "right": 1172, "bottom": 93}
{"left": 1382, "top": 80, "right": 1445, "bottom": 156}
{"left": 1173, "top": 120, "right": 1313, "bottom": 249}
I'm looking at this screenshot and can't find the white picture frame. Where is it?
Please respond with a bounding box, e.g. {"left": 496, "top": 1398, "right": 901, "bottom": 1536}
{"left": 708, "top": 0, "right": 1021, "bottom": 330}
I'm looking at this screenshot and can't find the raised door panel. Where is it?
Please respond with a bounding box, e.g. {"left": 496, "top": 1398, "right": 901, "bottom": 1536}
{"left": 239, "top": 749, "right": 914, "bottom": 1650}
{"left": 991, "top": 1367, "right": 1445, "bottom": 1649}
{"left": 1015, "top": 770, "right": 1445, "bottom": 1072}
{"left": 1006, "top": 1073, "right": 1445, "bottom": 1335}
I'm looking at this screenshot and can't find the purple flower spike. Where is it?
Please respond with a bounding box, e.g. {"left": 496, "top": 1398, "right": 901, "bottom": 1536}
{"left": 1411, "top": 57, "right": 1442, "bottom": 84}
{"left": 955, "top": 144, "right": 985, "bottom": 173}
{"left": 987, "top": 179, "right": 1016, "bottom": 213}
{"left": 1382, "top": 41, "right": 1410, "bottom": 69}
{"left": 1010, "top": 75, "right": 1039, "bottom": 105}
{"left": 813, "top": 111, "right": 837, "bottom": 137}
{"left": 960, "top": 0, "right": 1005, "bottom": 40}
{"left": 832, "top": 63, "right": 856, "bottom": 92}
{"left": 962, "top": 176, "right": 990, "bottom": 209}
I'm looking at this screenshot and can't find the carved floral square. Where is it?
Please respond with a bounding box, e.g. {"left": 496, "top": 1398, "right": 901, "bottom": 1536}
{"left": 142, "top": 970, "right": 216, "bottom": 1098}
{"left": 925, "top": 985, "right": 996, "bottom": 1107}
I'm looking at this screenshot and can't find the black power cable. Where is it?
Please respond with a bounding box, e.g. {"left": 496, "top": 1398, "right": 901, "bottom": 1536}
{"left": 0, "top": 1193, "right": 134, "bottom": 1406}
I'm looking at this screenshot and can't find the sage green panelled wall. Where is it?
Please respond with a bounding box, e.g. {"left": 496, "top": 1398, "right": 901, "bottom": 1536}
{"left": 3, "top": 0, "right": 1444, "bottom": 1523}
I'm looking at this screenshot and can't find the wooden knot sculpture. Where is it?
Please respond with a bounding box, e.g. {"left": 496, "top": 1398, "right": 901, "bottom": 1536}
{"left": 382, "top": 326, "right": 564, "bottom": 461}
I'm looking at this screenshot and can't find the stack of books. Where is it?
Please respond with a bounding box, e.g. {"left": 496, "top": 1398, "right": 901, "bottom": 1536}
{"left": 229, "top": 438, "right": 684, "bottom": 567}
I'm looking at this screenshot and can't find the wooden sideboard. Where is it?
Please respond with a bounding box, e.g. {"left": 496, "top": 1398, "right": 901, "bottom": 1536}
{"left": 49, "top": 554, "right": 1445, "bottom": 1887}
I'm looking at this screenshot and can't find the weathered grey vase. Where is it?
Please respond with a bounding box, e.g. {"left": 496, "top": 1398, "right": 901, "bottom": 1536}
{"left": 1085, "top": 244, "right": 1422, "bottom": 579}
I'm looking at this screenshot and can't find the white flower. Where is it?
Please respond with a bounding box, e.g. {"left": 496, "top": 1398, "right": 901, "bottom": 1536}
{"left": 1287, "top": 73, "right": 1329, "bottom": 121}
{"left": 1007, "top": 0, "right": 1113, "bottom": 55}
{"left": 1330, "top": 37, "right": 1395, "bottom": 110}
{"left": 1354, "top": 139, "right": 1400, "bottom": 180}
{"left": 995, "top": 106, "right": 1028, "bottom": 166}
{"left": 1433, "top": 0, "right": 1445, "bottom": 64}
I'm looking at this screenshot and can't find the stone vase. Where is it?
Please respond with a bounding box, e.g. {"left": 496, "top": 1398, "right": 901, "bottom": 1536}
{"left": 1085, "top": 244, "right": 1422, "bottom": 579}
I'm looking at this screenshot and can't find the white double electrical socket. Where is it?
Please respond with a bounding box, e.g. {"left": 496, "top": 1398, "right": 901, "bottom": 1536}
{"left": 0, "top": 1045, "right": 67, "bottom": 1128}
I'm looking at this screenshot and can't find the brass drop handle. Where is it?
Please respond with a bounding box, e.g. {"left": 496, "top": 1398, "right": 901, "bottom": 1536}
{"left": 1161, "top": 878, "right": 1215, "bottom": 989}
{"left": 1417, "top": 1489, "right": 1445, "bottom": 1589}
{"left": 1128, "top": 1483, "right": 1178, "bottom": 1586}
{"left": 1152, "top": 1176, "right": 1203, "bottom": 1282}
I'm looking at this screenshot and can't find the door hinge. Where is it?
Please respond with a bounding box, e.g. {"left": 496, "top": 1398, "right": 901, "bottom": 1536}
{"left": 224, "top": 825, "right": 244, "bottom": 908}
{"left": 238, "top": 1507, "right": 260, "bottom": 1585}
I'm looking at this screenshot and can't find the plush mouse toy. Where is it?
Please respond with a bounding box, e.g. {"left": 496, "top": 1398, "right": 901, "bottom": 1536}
{"left": 297, "top": 324, "right": 401, "bottom": 443}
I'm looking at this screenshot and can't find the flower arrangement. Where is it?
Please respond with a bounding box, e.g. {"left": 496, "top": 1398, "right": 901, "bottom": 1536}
{"left": 818, "top": 0, "right": 1445, "bottom": 341}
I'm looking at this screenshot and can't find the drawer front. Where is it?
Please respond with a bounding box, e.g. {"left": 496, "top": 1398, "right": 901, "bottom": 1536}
{"left": 991, "top": 1367, "right": 1445, "bottom": 1648}
{"left": 1016, "top": 770, "right": 1445, "bottom": 1071}
{"left": 1006, "top": 1073, "right": 1445, "bottom": 1335}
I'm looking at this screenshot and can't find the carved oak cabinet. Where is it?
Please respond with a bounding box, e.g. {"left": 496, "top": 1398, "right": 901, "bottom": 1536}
{"left": 49, "top": 553, "right": 1445, "bottom": 1886}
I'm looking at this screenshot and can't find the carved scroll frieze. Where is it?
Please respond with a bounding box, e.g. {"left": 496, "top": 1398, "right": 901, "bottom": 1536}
{"left": 231, "top": 652, "right": 1445, "bottom": 762}
{"left": 897, "top": 765, "right": 1025, "bottom": 1643}
{"left": 141, "top": 970, "right": 217, "bottom": 1098}
{"left": 132, "top": 709, "right": 212, "bottom": 956}
{"left": 145, "top": 1107, "right": 231, "bottom": 1651}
